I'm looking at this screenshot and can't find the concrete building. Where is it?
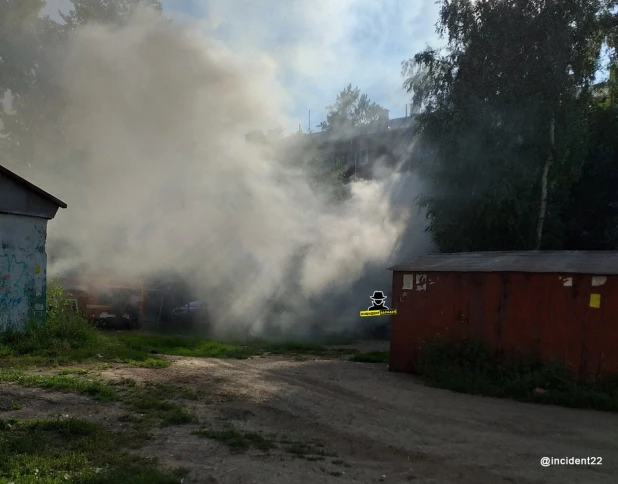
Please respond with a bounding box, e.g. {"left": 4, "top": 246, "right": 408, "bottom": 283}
{"left": 248, "top": 112, "right": 423, "bottom": 182}
{"left": 0, "top": 165, "right": 67, "bottom": 328}
{"left": 278, "top": 115, "right": 419, "bottom": 181}
{"left": 305, "top": 116, "right": 417, "bottom": 178}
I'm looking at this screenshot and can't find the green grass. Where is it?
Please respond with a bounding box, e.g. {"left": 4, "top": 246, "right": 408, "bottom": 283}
{"left": 286, "top": 442, "right": 316, "bottom": 456}
{"left": 0, "top": 399, "right": 23, "bottom": 411}
{"left": 192, "top": 428, "right": 277, "bottom": 453}
{"left": 0, "top": 316, "right": 169, "bottom": 368}
{"left": 251, "top": 340, "right": 360, "bottom": 357}
{"left": 0, "top": 325, "right": 360, "bottom": 368}
{"left": 58, "top": 369, "right": 91, "bottom": 376}
{"left": 107, "top": 379, "right": 198, "bottom": 427}
{"left": 0, "top": 370, "right": 197, "bottom": 428}
{"left": 193, "top": 423, "right": 335, "bottom": 460}
{"left": 0, "top": 282, "right": 171, "bottom": 368}
{"left": 0, "top": 284, "right": 199, "bottom": 482}
{"left": 255, "top": 341, "right": 329, "bottom": 355}
{"left": 349, "top": 351, "right": 389, "bottom": 364}
{"left": 116, "top": 333, "right": 358, "bottom": 360}
{"left": 0, "top": 370, "right": 116, "bottom": 402}
{"left": 418, "top": 338, "right": 618, "bottom": 412}
{"left": 126, "top": 358, "right": 171, "bottom": 369}
{"left": 1, "top": 281, "right": 363, "bottom": 370}
{"left": 116, "top": 332, "right": 257, "bottom": 359}
{"left": 0, "top": 283, "right": 357, "bottom": 368}
{"left": 120, "top": 391, "right": 195, "bottom": 427}
{"left": 0, "top": 417, "right": 187, "bottom": 483}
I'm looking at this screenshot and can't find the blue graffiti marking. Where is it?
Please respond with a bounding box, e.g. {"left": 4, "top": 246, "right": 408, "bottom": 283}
{"left": 0, "top": 254, "right": 28, "bottom": 288}
{"left": 0, "top": 297, "right": 22, "bottom": 311}
{"left": 0, "top": 253, "right": 29, "bottom": 314}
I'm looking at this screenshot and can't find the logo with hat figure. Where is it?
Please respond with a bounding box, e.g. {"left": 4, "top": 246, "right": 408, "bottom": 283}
{"left": 360, "top": 290, "right": 397, "bottom": 317}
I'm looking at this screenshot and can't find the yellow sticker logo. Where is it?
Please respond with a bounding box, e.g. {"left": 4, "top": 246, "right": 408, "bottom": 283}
{"left": 360, "top": 309, "right": 397, "bottom": 317}
{"left": 590, "top": 293, "right": 601, "bottom": 309}
{"left": 34, "top": 265, "right": 41, "bottom": 275}
{"left": 360, "top": 290, "right": 397, "bottom": 317}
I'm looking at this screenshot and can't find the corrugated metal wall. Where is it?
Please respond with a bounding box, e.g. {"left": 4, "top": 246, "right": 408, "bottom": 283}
{"left": 389, "top": 271, "right": 618, "bottom": 381}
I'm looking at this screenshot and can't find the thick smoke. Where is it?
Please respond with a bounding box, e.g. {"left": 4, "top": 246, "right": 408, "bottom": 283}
{"left": 34, "top": 8, "right": 432, "bottom": 339}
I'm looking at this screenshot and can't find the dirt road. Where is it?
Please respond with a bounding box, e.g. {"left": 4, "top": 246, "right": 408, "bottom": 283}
{"left": 4, "top": 350, "right": 618, "bottom": 483}
{"left": 107, "top": 352, "right": 618, "bottom": 484}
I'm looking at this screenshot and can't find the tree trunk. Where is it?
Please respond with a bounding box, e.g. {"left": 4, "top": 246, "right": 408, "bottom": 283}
{"left": 535, "top": 115, "right": 555, "bottom": 250}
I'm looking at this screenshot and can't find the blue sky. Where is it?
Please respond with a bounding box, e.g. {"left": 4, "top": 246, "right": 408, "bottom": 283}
{"left": 43, "top": 0, "right": 443, "bottom": 132}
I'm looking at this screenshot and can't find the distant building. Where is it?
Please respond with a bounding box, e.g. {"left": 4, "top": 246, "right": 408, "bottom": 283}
{"left": 0, "top": 165, "right": 66, "bottom": 329}
{"left": 283, "top": 114, "right": 419, "bottom": 181}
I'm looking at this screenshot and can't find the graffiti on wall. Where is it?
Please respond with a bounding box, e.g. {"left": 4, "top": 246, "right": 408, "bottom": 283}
{"left": 0, "top": 253, "right": 29, "bottom": 313}
{"left": 0, "top": 214, "right": 48, "bottom": 328}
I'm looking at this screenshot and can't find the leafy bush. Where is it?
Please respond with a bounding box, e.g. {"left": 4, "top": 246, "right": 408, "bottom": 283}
{"left": 0, "top": 281, "right": 163, "bottom": 364}
{"left": 0, "top": 280, "right": 103, "bottom": 357}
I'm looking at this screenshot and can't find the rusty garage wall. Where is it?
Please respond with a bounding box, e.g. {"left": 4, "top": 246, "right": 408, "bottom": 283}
{"left": 0, "top": 165, "right": 66, "bottom": 329}
{"left": 388, "top": 251, "right": 618, "bottom": 381}
{"left": 0, "top": 214, "right": 48, "bottom": 327}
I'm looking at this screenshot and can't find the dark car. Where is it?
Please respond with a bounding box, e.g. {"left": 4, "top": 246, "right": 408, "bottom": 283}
{"left": 171, "top": 300, "right": 208, "bottom": 324}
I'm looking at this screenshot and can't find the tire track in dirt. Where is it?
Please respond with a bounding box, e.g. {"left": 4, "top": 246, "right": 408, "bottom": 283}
{"left": 162, "top": 358, "right": 552, "bottom": 483}
{"left": 96, "top": 355, "right": 618, "bottom": 484}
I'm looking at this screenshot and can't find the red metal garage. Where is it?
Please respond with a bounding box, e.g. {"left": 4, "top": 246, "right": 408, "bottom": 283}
{"left": 388, "top": 251, "right": 618, "bottom": 381}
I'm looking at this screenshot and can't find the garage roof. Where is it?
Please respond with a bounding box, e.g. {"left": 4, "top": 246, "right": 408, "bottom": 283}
{"left": 0, "top": 165, "right": 67, "bottom": 209}
{"left": 389, "top": 251, "right": 618, "bottom": 275}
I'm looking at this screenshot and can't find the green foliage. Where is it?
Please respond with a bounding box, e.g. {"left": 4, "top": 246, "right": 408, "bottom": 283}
{"left": 348, "top": 351, "right": 389, "bottom": 364}
{"left": 257, "top": 341, "right": 326, "bottom": 354}
{"left": 305, "top": 152, "right": 350, "bottom": 203}
{"left": 116, "top": 332, "right": 355, "bottom": 359}
{"left": 418, "top": 338, "right": 618, "bottom": 411}
{"left": 0, "top": 281, "right": 168, "bottom": 365}
{"left": 0, "top": 0, "right": 65, "bottom": 173}
{"left": 192, "top": 425, "right": 333, "bottom": 458}
{"left": 0, "top": 370, "right": 116, "bottom": 402}
{"left": 0, "top": 369, "right": 198, "bottom": 429}
{"left": 45, "top": 279, "right": 77, "bottom": 323}
{"left": 116, "top": 332, "right": 257, "bottom": 359}
{"left": 126, "top": 357, "right": 171, "bottom": 368}
{"left": 59, "top": 0, "right": 163, "bottom": 27}
{"left": 404, "top": 0, "right": 616, "bottom": 252}
{"left": 116, "top": 381, "right": 196, "bottom": 427}
{"left": 193, "top": 427, "right": 277, "bottom": 453}
{"left": 318, "top": 84, "right": 388, "bottom": 131}
{"left": 563, "top": 65, "right": 618, "bottom": 249}
{"left": 0, "top": 282, "right": 355, "bottom": 366}
{"left": 0, "top": 280, "right": 104, "bottom": 360}
{"left": 0, "top": 0, "right": 164, "bottom": 174}
{"left": 0, "top": 417, "right": 185, "bottom": 483}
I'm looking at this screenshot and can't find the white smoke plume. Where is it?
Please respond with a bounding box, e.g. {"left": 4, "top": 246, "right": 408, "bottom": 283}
{"left": 32, "top": 7, "right": 432, "bottom": 339}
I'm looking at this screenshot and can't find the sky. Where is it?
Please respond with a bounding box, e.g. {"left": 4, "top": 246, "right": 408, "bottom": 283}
{"left": 41, "top": 0, "right": 443, "bottom": 133}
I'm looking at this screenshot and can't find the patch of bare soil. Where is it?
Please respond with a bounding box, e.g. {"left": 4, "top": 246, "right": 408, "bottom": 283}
{"left": 4, "top": 351, "right": 618, "bottom": 484}
{"left": 102, "top": 355, "right": 618, "bottom": 484}
{"left": 0, "top": 384, "right": 126, "bottom": 430}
